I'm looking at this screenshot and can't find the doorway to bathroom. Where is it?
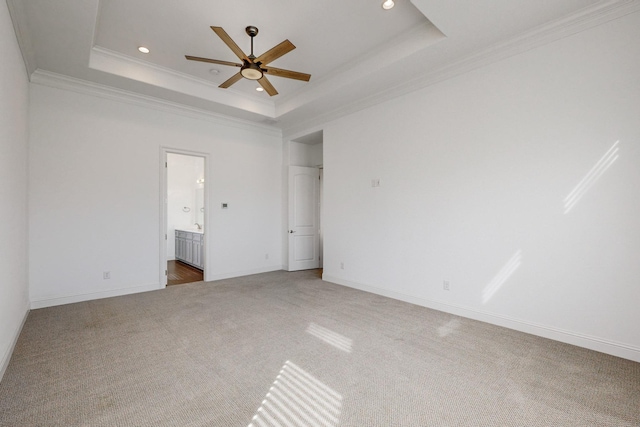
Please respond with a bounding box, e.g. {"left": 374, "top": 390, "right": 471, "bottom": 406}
{"left": 161, "top": 150, "right": 207, "bottom": 287}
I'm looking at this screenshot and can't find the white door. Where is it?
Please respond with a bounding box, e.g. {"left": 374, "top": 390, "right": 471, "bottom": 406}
{"left": 288, "top": 166, "right": 320, "bottom": 271}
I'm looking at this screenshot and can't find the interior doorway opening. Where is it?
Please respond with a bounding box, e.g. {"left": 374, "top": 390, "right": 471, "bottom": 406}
{"left": 167, "top": 260, "right": 202, "bottom": 286}
{"left": 161, "top": 150, "right": 207, "bottom": 287}
{"left": 288, "top": 131, "right": 323, "bottom": 272}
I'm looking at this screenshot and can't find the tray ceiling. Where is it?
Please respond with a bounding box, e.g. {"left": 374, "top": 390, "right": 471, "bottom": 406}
{"left": 9, "top": 0, "right": 627, "bottom": 135}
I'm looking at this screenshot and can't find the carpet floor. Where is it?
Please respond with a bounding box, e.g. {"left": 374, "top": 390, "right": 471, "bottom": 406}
{"left": 0, "top": 269, "right": 638, "bottom": 426}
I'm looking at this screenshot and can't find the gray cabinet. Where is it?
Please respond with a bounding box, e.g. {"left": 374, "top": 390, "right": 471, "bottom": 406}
{"left": 175, "top": 230, "right": 204, "bottom": 270}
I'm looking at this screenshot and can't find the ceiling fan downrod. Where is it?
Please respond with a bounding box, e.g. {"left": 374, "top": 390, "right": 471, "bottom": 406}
{"left": 246, "top": 26, "right": 259, "bottom": 60}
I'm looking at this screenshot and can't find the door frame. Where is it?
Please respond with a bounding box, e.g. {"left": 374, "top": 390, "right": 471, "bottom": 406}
{"left": 319, "top": 167, "right": 323, "bottom": 268}
{"left": 159, "top": 147, "right": 210, "bottom": 288}
{"left": 287, "top": 165, "right": 321, "bottom": 271}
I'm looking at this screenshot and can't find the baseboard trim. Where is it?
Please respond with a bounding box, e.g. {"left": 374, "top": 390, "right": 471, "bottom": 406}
{"left": 322, "top": 275, "right": 640, "bottom": 363}
{"left": 0, "top": 302, "right": 30, "bottom": 383}
{"left": 30, "top": 283, "right": 161, "bottom": 309}
{"left": 30, "top": 265, "right": 285, "bottom": 309}
{"left": 206, "top": 265, "right": 283, "bottom": 282}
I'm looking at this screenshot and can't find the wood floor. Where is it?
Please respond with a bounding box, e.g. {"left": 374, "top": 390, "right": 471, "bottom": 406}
{"left": 167, "top": 260, "right": 203, "bottom": 286}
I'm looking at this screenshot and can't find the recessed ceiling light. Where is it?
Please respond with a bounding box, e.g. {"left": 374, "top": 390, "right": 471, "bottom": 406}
{"left": 209, "top": 68, "right": 220, "bottom": 75}
{"left": 382, "top": 0, "right": 395, "bottom": 10}
{"left": 138, "top": 46, "right": 150, "bottom": 54}
{"left": 256, "top": 87, "right": 264, "bottom": 92}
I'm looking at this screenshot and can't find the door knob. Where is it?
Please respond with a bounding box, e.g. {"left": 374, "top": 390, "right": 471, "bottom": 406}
{"left": 289, "top": 230, "right": 296, "bottom": 233}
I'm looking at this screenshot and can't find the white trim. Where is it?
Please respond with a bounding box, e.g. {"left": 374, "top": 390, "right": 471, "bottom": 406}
{"left": 161, "top": 148, "right": 210, "bottom": 286}
{"left": 30, "top": 283, "right": 160, "bottom": 309}
{"left": 0, "top": 303, "right": 29, "bottom": 382}
{"left": 282, "top": 0, "right": 640, "bottom": 137}
{"left": 274, "top": 22, "right": 445, "bottom": 117}
{"left": 30, "top": 70, "right": 282, "bottom": 138}
{"left": 160, "top": 149, "right": 168, "bottom": 289}
{"left": 89, "top": 46, "right": 275, "bottom": 116}
{"left": 322, "top": 275, "right": 640, "bottom": 363}
{"left": 207, "top": 266, "right": 283, "bottom": 282}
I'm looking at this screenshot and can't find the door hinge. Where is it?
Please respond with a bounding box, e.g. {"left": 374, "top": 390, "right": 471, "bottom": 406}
{"left": 165, "top": 162, "right": 168, "bottom": 168}
{"left": 165, "top": 270, "right": 168, "bottom": 276}
{"left": 165, "top": 234, "right": 167, "bottom": 240}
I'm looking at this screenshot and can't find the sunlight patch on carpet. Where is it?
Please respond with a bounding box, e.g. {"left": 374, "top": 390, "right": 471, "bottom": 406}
{"left": 306, "top": 323, "right": 353, "bottom": 353}
{"left": 248, "top": 360, "right": 342, "bottom": 427}
{"left": 437, "top": 318, "right": 462, "bottom": 337}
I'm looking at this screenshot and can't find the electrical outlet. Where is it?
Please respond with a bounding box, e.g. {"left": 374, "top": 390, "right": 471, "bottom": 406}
{"left": 103, "top": 271, "right": 111, "bottom": 280}
{"left": 443, "top": 280, "right": 450, "bottom": 291}
{"left": 340, "top": 262, "right": 344, "bottom": 270}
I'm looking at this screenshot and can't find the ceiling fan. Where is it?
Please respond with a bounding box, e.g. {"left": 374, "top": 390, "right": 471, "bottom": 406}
{"left": 186, "top": 26, "right": 311, "bottom": 96}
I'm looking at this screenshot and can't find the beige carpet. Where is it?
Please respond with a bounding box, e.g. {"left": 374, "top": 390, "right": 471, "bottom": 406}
{"left": 0, "top": 270, "right": 638, "bottom": 426}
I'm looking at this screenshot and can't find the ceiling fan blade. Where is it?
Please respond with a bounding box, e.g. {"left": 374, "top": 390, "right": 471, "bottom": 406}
{"left": 185, "top": 55, "right": 242, "bottom": 68}
{"left": 219, "top": 72, "right": 243, "bottom": 89}
{"left": 263, "top": 66, "right": 311, "bottom": 82}
{"left": 258, "top": 76, "right": 278, "bottom": 96}
{"left": 255, "top": 40, "right": 295, "bottom": 66}
{"left": 211, "top": 26, "right": 249, "bottom": 61}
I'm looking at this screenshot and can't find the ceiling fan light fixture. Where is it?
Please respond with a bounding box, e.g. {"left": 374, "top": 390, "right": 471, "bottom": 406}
{"left": 240, "top": 62, "right": 264, "bottom": 80}
{"left": 382, "top": 0, "right": 395, "bottom": 10}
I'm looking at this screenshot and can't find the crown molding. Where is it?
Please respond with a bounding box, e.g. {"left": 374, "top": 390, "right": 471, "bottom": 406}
{"left": 282, "top": 0, "right": 640, "bottom": 137}
{"left": 275, "top": 22, "right": 446, "bottom": 117}
{"left": 89, "top": 46, "right": 275, "bottom": 117}
{"left": 30, "top": 70, "right": 282, "bottom": 137}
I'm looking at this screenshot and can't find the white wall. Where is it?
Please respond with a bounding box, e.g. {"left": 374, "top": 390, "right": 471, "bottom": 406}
{"left": 0, "top": 0, "right": 30, "bottom": 380}
{"left": 29, "top": 83, "right": 283, "bottom": 307}
{"left": 321, "top": 11, "right": 640, "bottom": 361}
{"left": 289, "top": 141, "right": 323, "bottom": 167}
{"left": 167, "top": 153, "right": 204, "bottom": 260}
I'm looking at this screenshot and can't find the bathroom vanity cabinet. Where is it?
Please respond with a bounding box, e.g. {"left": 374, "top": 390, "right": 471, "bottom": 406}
{"left": 175, "top": 229, "right": 204, "bottom": 270}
